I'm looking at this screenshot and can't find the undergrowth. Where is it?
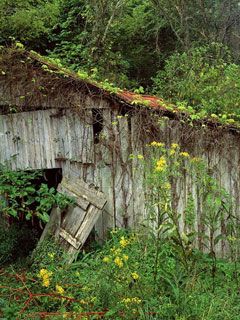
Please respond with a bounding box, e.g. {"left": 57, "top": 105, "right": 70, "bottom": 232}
{"left": 0, "top": 230, "right": 240, "bottom": 319}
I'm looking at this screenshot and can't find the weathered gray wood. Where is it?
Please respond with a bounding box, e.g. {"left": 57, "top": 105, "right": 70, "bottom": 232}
{"left": 61, "top": 205, "right": 87, "bottom": 236}
{"left": 38, "top": 207, "right": 61, "bottom": 245}
{"left": 60, "top": 177, "right": 106, "bottom": 209}
{"left": 58, "top": 184, "right": 90, "bottom": 210}
{"left": 75, "top": 205, "right": 102, "bottom": 245}
{"left": 43, "top": 176, "right": 107, "bottom": 263}
{"left": 59, "top": 228, "right": 82, "bottom": 249}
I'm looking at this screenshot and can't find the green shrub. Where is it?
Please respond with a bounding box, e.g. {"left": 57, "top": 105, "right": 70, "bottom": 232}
{"left": 0, "top": 166, "right": 74, "bottom": 223}
{"left": 152, "top": 43, "right": 240, "bottom": 115}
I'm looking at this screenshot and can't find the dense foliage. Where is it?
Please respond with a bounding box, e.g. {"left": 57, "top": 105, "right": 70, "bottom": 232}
{"left": 0, "top": 0, "right": 239, "bottom": 113}
{"left": 0, "top": 0, "right": 60, "bottom": 52}
{"left": 152, "top": 44, "right": 240, "bottom": 115}
{"left": 0, "top": 167, "right": 73, "bottom": 223}
{"left": 1, "top": 230, "right": 240, "bottom": 319}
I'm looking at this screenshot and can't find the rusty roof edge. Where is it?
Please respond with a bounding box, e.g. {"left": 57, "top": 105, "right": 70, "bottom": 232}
{"left": 1, "top": 47, "right": 240, "bottom": 134}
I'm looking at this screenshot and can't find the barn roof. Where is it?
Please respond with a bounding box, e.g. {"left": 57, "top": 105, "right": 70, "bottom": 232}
{"left": 0, "top": 46, "right": 239, "bottom": 133}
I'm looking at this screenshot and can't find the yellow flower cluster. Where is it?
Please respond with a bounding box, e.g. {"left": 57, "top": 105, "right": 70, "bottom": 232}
{"left": 106, "top": 245, "right": 129, "bottom": 267}
{"left": 103, "top": 256, "right": 110, "bottom": 263}
{"left": 227, "top": 236, "right": 237, "bottom": 242}
{"left": 155, "top": 156, "right": 167, "bottom": 172}
{"left": 171, "top": 143, "right": 179, "bottom": 149}
{"left": 131, "top": 272, "right": 140, "bottom": 280}
{"left": 38, "top": 269, "right": 52, "bottom": 287}
{"left": 150, "top": 141, "right": 165, "bottom": 147}
{"left": 180, "top": 152, "right": 190, "bottom": 158}
{"left": 103, "top": 235, "right": 131, "bottom": 268}
{"left": 164, "top": 182, "right": 171, "bottom": 190}
{"left": 56, "top": 284, "right": 65, "bottom": 295}
{"left": 122, "top": 297, "right": 142, "bottom": 304}
{"left": 137, "top": 154, "right": 144, "bottom": 160}
{"left": 122, "top": 254, "right": 129, "bottom": 261}
{"left": 190, "top": 157, "right": 201, "bottom": 163}
{"left": 47, "top": 252, "right": 55, "bottom": 260}
{"left": 119, "top": 236, "right": 130, "bottom": 248}
{"left": 111, "top": 247, "right": 122, "bottom": 255}
{"left": 114, "top": 256, "right": 124, "bottom": 268}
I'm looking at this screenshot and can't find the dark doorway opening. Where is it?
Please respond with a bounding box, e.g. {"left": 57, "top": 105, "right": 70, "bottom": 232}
{"left": 0, "top": 168, "right": 63, "bottom": 266}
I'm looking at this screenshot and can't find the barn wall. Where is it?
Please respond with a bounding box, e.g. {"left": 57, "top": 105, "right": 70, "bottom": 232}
{"left": 0, "top": 106, "right": 240, "bottom": 256}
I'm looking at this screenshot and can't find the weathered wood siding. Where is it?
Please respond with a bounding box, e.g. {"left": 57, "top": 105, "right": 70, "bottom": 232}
{"left": 0, "top": 106, "right": 240, "bottom": 256}
{"left": 0, "top": 109, "right": 94, "bottom": 170}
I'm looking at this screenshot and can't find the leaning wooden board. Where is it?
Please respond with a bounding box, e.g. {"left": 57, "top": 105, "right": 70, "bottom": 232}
{"left": 42, "top": 177, "right": 107, "bottom": 263}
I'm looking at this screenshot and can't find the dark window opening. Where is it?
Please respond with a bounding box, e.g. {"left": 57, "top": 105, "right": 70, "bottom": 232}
{"left": 92, "top": 108, "right": 103, "bottom": 144}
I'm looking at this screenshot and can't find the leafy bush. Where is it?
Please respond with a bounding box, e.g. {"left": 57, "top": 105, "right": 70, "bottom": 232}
{"left": 0, "top": 167, "right": 74, "bottom": 223}
{"left": 0, "top": 0, "right": 60, "bottom": 50}
{"left": 152, "top": 43, "right": 240, "bottom": 115}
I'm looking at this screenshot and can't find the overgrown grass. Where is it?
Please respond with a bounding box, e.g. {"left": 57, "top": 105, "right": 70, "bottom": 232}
{"left": 0, "top": 229, "right": 240, "bottom": 319}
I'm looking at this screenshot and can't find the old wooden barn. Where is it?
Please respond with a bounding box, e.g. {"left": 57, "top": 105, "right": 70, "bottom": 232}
{"left": 1, "top": 48, "right": 240, "bottom": 257}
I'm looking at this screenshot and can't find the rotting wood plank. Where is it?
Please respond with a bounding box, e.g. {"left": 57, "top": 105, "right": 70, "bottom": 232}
{"left": 59, "top": 228, "right": 81, "bottom": 249}
{"left": 60, "top": 177, "right": 106, "bottom": 209}
{"left": 58, "top": 184, "right": 89, "bottom": 210}
{"left": 61, "top": 205, "right": 87, "bottom": 236}
{"left": 74, "top": 205, "right": 102, "bottom": 246}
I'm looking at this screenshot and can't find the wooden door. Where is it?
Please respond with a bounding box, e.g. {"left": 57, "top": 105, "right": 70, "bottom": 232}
{"left": 40, "top": 177, "right": 107, "bottom": 263}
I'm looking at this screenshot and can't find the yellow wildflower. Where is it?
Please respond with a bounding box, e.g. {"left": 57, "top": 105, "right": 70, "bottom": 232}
{"left": 80, "top": 299, "right": 88, "bottom": 305}
{"left": 137, "top": 154, "right": 144, "bottom": 160}
{"left": 56, "top": 284, "right": 65, "bottom": 295}
{"left": 103, "top": 256, "right": 110, "bottom": 263}
{"left": 47, "top": 252, "right": 55, "bottom": 259}
{"left": 171, "top": 143, "right": 179, "bottom": 149}
{"left": 191, "top": 157, "right": 201, "bottom": 163}
{"left": 180, "top": 152, "right": 190, "bottom": 158}
{"left": 131, "top": 272, "right": 140, "bottom": 280}
{"left": 39, "top": 269, "right": 48, "bottom": 277}
{"left": 119, "top": 236, "right": 129, "bottom": 248}
{"left": 38, "top": 269, "right": 52, "bottom": 288}
{"left": 111, "top": 247, "right": 122, "bottom": 255}
{"left": 150, "top": 141, "right": 165, "bottom": 147}
{"left": 122, "top": 297, "right": 141, "bottom": 304}
{"left": 114, "top": 256, "right": 123, "bottom": 268}
{"left": 164, "top": 182, "right": 171, "bottom": 190}
{"left": 42, "top": 277, "right": 50, "bottom": 287}
{"left": 122, "top": 298, "right": 131, "bottom": 304}
{"left": 170, "top": 149, "right": 175, "bottom": 156}
{"left": 132, "top": 297, "right": 142, "bottom": 304}
{"left": 123, "top": 254, "right": 129, "bottom": 261}
{"left": 155, "top": 156, "right": 167, "bottom": 172}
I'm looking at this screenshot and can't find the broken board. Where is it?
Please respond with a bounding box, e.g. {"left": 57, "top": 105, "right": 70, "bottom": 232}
{"left": 41, "top": 177, "right": 107, "bottom": 263}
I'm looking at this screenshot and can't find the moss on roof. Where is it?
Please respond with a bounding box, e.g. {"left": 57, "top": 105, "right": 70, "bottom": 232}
{"left": 0, "top": 45, "right": 240, "bottom": 133}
